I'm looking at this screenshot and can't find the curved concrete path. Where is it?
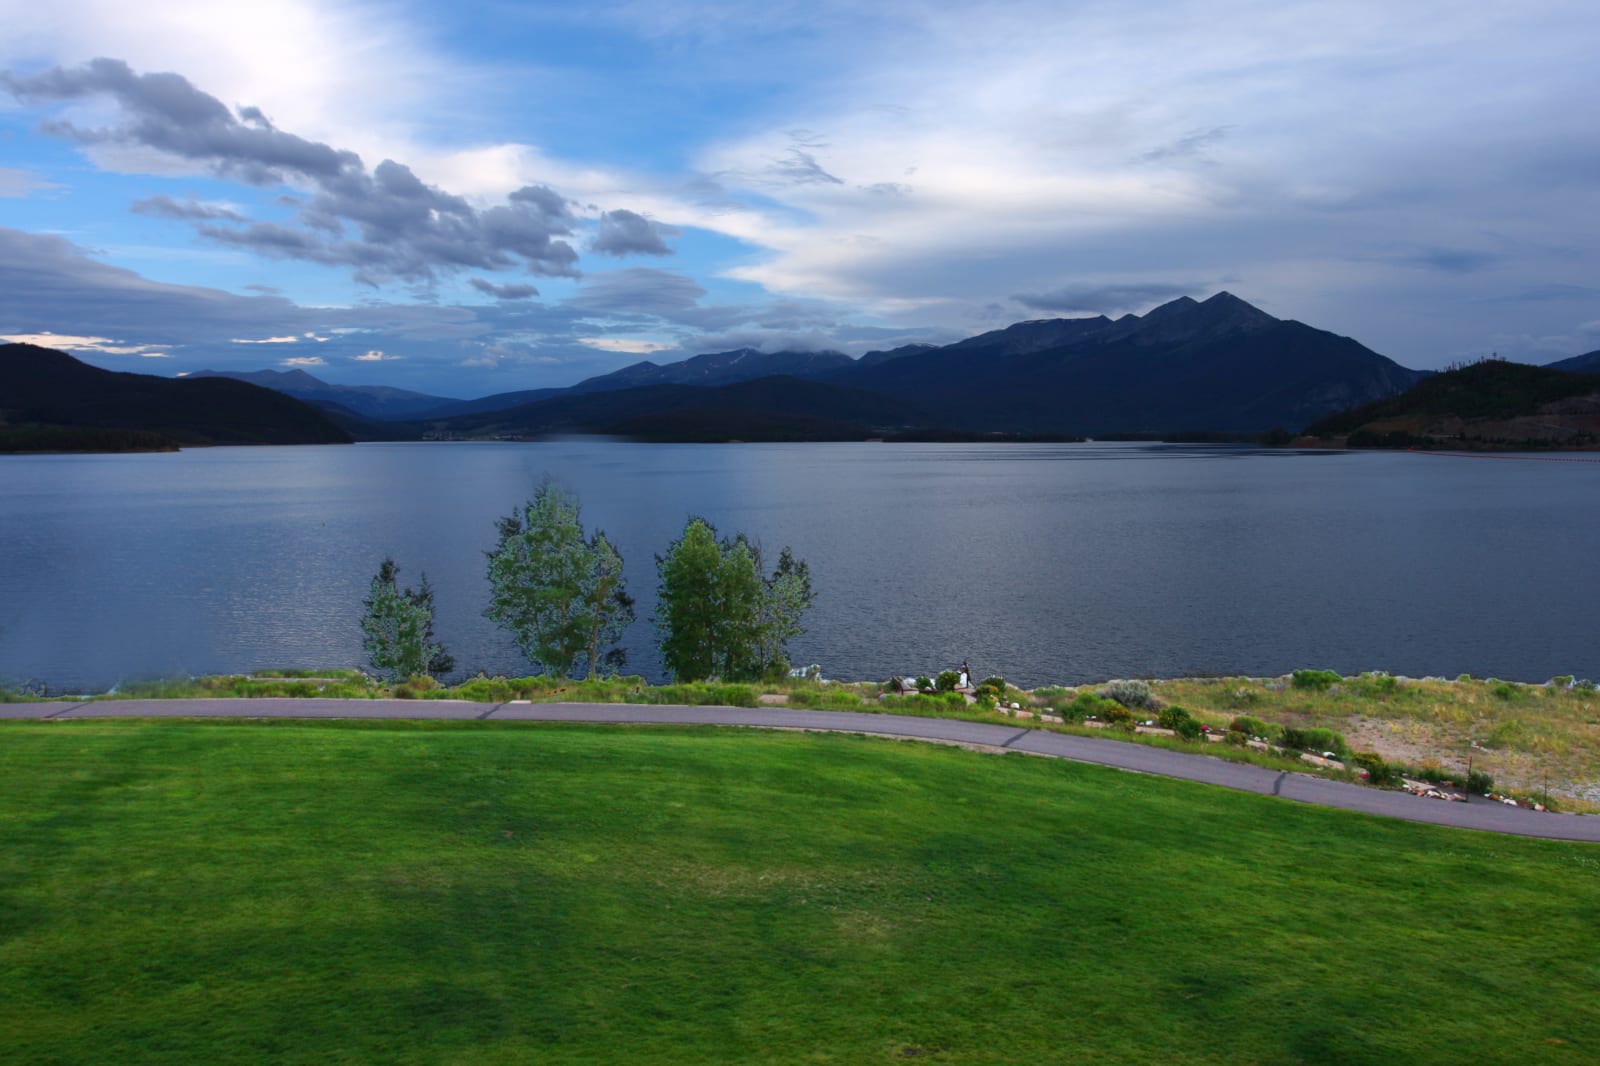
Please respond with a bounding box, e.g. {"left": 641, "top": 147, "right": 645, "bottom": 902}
{"left": 10, "top": 698, "right": 1598, "bottom": 842}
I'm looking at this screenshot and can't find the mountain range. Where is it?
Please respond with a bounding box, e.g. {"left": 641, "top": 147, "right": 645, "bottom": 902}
{"left": 1, "top": 344, "right": 351, "bottom": 451}
{"left": 191, "top": 292, "right": 1432, "bottom": 439}
{"left": 12, "top": 292, "right": 1598, "bottom": 448}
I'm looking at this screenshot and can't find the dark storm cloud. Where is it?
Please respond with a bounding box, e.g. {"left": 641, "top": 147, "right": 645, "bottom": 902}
{"left": 470, "top": 278, "right": 541, "bottom": 300}
{"left": 590, "top": 209, "right": 678, "bottom": 257}
{"left": 131, "top": 194, "right": 246, "bottom": 222}
{"left": 2, "top": 58, "right": 581, "bottom": 286}
{"left": 1012, "top": 282, "right": 1198, "bottom": 314}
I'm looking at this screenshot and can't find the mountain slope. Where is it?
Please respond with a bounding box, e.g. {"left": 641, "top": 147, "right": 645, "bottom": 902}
{"left": 1547, "top": 349, "right": 1600, "bottom": 374}
{"left": 1303, "top": 360, "right": 1600, "bottom": 448}
{"left": 829, "top": 292, "right": 1422, "bottom": 433}
{"left": 570, "top": 348, "right": 855, "bottom": 393}
{"left": 188, "top": 368, "right": 460, "bottom": 420}
{"left": 437, "top": 375, "right": 933, "bottom": 440}
{"left": 1, "top": 344, "right": 352, "bottom": 448}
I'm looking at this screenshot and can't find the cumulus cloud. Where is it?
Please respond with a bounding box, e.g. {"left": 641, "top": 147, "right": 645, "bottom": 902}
{"left": 353, "top": 350, "right": 395, "bottom": 361}
{"left": 2, "top": 58, "right": 357, "bottom": 183}
{"left": 590, "top": 209, "right": 678, "bottom": 257}
{"left": 469, "top": 278, "right": 541, "bottom": 300}
{"left": 4, "top": 58, "right": 581, "bottom": 286}
{"left": 281, "top": 355, "right": 326, "bottom": 367}
{"left": 1013, "top": 283, "right": 1200, "bottom": 314}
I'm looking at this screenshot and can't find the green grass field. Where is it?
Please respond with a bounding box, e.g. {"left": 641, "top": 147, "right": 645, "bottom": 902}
{"left": 2, "top": 719, "right": 1596, "bottom": 1064}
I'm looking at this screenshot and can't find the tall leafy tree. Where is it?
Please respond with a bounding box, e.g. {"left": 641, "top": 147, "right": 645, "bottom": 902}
{"left": 654, "top": 517, "right": 727, "bottom": 682}
{"left": 485, "top": 480, "right": 633, "bottom": 678}
{"left": 754, "top": 546, "right": 815, "bottom": 676}
{"left": 361, "top": 557, "right": 454, "bottom": 681}
{"left": 655, "top": 518, "right": 814, "bottom": 682}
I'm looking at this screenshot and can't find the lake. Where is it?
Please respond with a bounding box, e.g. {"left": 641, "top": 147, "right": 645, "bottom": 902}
{"left": 2, "top": 441, "right": 1597, "bottom": 692}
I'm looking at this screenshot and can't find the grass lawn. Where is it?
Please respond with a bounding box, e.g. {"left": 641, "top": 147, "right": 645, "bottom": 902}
{"left": 2, "top": 719, "right": 1596, "bottom": 1064}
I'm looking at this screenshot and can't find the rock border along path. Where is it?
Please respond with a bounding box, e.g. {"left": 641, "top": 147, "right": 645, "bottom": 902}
{"left": 9, "top": 698, "right": 1599, "bottom": 842}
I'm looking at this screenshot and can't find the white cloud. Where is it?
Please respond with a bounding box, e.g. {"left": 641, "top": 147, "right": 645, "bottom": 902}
{"left": 1, "top": 330, "right": 168, "bottom": 355}
{"left": 578, "top": 337, "right": 674, "bottom": 354}
{"left": 0, "top": 167, "right": 62, "bottom": 197}
{"left": 352, "top": 349, "right": 395, "bottom": 361}
{"left": 280, "top": 355, "right": 326, "bottom": 367}
{"left": 230, "top": 335, "right": 299, "bottom": 344}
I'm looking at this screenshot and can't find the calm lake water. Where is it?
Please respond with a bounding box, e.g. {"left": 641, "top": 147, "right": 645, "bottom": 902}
{"left": 3, "top": 441, "right": 1597, "bottom": 691}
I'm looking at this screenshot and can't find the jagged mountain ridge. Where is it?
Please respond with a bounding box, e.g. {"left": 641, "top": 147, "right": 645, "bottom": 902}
{"left": 822, "top": 292, "right": 1423, "bottom": 433}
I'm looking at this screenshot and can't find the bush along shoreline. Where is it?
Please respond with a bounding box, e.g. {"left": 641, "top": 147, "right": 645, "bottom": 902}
{"left": 6, "top": 667, "right": 1595, "bottom": 813}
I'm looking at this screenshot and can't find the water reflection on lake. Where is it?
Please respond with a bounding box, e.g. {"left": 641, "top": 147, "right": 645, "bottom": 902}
{"left": 2, "top": 440, "right": 1596, "bottom": 690}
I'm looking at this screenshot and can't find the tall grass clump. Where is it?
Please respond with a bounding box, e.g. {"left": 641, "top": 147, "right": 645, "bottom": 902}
{"left": 1291, "top": 669, "right": 1342, "bottom": 691}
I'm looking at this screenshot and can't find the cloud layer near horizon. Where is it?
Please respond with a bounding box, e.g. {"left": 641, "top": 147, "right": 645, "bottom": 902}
{"left": 1, "top": 0, "right": 1597, "bottom": 393}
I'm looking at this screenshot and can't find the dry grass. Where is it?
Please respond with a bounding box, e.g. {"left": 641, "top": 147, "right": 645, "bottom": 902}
{"left": 1107, "top": 673, "right": 1600, "bottom": 804}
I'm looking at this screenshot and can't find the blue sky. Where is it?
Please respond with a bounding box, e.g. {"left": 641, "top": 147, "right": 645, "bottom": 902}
{"left": 2, "top": 0, "right": 1596, "bottom": 398}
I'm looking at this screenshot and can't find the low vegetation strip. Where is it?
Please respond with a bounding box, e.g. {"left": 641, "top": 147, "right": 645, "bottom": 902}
{"left": 9, "top": 668, "right": 1595, "bottom": 808}
{"left": 1, "top": 719, "right": 1596, "bottom": 1065}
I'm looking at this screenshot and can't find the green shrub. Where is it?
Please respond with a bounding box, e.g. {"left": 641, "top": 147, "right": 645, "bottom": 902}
{"left": 979, "top": 676, "right": 1007, "bottom": 694}
{"left": 1576, "top": 679, "right": 1597, "bottom": 693}
{"left": 1229, "top": 715, "right": 1270, "bottom": 738}
{"left": 1467, "top": 768, "right": 1495, "bottom": 794}
{"left": 1223, "top": 730, "right": 1249, "bottom": 747}
{"left": 935, "top": 670, "right": 961, "bottom": 693}
{"left": 1156, "top": 706, "right": 1203, "bottom": 739}
{"left": 641, "top": 683, "right": 759, "bottom": 708}
{"left": 1061, "top": 693, "right": 1114, "bottom": 722}
{"left": 1101, "top": 705, "right": 1136, "bottom": 731}
{"left": 975, "top": 683, "right": 1002, "bottom": 703}
{"left": 1491, "top": 682, "right": 1521, "bottom": 701}
{"left": 446, "top": 675, "right": 515, "bottom": 702}
{"left": 392, "top": 674, "right": 439, "bottom": 699}
{"left": 1100, "top": 679, "right": 1155, "bottom": 710}
{"left": 1549, "top": 675, "right": 1575, "bottom": 688}
{"left": 1350, "top": 751, "right": 1399, "bottom": 787}
{"left": 914, "top": 676, "right": 933, "bottom": 693}
{"left": 1280, "top": 726, "right": 1347, "bottom": 755}
{"left": 1291, "top": 669, "right": 1341, "bottom": 691}
{"left": 1356, "top": 672, "right": 1399, "bottom": 696}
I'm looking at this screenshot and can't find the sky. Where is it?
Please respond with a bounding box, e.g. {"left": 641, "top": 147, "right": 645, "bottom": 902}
{"left": 1, "top": 0, "right": 1596, "bottom": 399}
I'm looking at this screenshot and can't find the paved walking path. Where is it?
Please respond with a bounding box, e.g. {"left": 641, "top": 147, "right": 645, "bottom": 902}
{"left": 9, "top": 698, "right": 1598, "bottom": 842}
